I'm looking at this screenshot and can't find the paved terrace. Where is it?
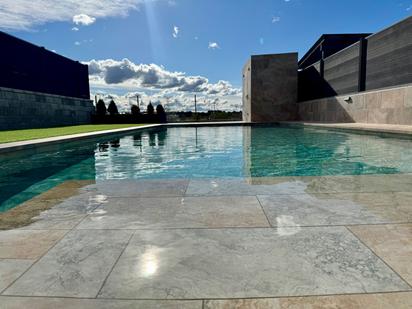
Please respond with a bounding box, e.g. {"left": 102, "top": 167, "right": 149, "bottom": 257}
{"left": 0, "top": 174, "right": 412, "bottom": 308}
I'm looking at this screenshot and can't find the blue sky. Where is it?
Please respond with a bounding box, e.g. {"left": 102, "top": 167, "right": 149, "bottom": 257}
{"left": 1, "top": 0, "right": 411, "bottom": 111}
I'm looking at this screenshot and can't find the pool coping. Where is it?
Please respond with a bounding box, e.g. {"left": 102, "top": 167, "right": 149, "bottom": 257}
{"left": 1, "top": 121, "right": 412, "bottom": 154}
{"left": 281, "top": 122, "right": 412, "bottom": 138}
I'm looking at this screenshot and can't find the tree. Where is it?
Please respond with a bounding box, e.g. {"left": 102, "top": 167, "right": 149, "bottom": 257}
{"left": 156, "top": 104, "right": 167, "bottom": 123}
{"left": 107, "top": 99, "right": 119, "bottom": 116}
{"left": 131, "top": 104, "right": 140, "bottom": 116}
{"left": 156, "top": 104, "right": 165, "bottom": 114}
{"left": 96, "top": 99, "right": 106, "bottom": 116}
{"left": 147, "top": 102, "right": 154, "bottom": 115}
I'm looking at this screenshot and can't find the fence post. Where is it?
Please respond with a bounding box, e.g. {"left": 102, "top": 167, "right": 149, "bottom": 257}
{"left": 358, "top": 37, "right": 368, "bottom": 92}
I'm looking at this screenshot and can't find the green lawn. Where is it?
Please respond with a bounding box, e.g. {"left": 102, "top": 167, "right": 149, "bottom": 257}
{"left": 0, "top": 124, "right": 147, "bottom": 144}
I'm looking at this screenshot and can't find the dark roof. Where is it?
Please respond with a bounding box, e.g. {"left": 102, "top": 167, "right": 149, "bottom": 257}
{"left": 298, "top": 33, "right": 371, "bottom": 69}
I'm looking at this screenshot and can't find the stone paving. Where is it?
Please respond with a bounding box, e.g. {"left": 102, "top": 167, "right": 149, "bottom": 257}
{"left": 1, "top": 174, "right": 412, "bottom": 308}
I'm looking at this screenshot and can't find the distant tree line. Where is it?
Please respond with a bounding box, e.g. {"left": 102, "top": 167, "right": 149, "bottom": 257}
{"left": 167, "top": 110, "right": 242, "bottom": 122}
{"left": 93, "top": 99, "right": 167, "bottom": 124}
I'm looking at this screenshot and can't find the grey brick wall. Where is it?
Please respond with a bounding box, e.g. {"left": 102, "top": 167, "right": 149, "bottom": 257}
{"left": 0, "top": 87, "right": 94, "bottom": 130}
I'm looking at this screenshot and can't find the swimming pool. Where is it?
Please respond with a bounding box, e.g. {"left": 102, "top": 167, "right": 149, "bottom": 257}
{"left": 2, "top": 124, "right": 412, "bottom": 211}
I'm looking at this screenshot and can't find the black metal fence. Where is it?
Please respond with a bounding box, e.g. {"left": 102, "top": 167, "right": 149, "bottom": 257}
{"left": 298, "top": 16, "right": 412, "bottom": 102}
{"left": 0, "top": 31, "right": 90, "bottom": 99}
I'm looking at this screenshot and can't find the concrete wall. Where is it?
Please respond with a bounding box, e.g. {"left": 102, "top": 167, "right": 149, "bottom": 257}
{"left": 298, "top": 84, "right": 412, "bottom": 125}
{"left": 0, "top": 87, "right": 94, "bottom": 130}
{"left": 243, "top": 53, "right": 298, "bottom": 122}
{"left": 242, "top": 59, "right": 252, "bottom": 122}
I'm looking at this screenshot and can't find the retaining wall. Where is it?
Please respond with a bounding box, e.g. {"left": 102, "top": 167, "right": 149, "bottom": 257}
{"left": 298, "top": 84, "right": 412, "bottom": 125}
{"left": 0, "top": 87, "right": 94, "bottom": 130}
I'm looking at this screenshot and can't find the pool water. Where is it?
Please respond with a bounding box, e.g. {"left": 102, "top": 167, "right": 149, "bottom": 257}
{"left": 2, "top": 125, "right": 412, "bottom": 211}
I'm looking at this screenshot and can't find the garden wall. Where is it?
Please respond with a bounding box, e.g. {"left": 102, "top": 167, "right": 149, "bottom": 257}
{"left": 298, "top": 84, "right": 412, "bottom": 125}
{"left": 0, "top": 87, "right": 94, "bottom": 130}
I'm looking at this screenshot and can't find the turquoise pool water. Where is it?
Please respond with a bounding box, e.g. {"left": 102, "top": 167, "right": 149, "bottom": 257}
{"left": 2, "top": 125, "right": 412, "bottom": 211}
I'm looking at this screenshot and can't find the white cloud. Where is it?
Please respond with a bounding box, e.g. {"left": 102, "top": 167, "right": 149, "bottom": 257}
{"left": 73, "top": 13, "right": 96, "bottom": 26}
{"left": 208, "top": 42, "right": 220, "bottom": 49}
{"left": 71, "top": 26, "right": 79, "bottom": 31}
{"left": 86, "top": 58, "right": 241, "bottom": 112}
{"left": 74, "top": 41, "right": 81, "bottom": 45}
{"left": 86, "top": 58, "right": 240, "bottom": 95}
{"left": 407, "top": 5, "right": 412, "bottom": 11}
{"left": 272, "top": 16, "right": 280, "bottom": 23}
{"left": 172, "top": 25, "right": 179, "bottom": 38}
{"left": 0, "top": 0, "right": 163, "bottom": 30}
{"left": 92, "top": 91, "right": 241, "bottom": 113}
{"left": 259, "top": 37, "right": 264, "bottom": 45}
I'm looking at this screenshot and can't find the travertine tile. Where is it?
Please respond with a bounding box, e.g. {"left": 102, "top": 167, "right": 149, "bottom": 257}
{"left": 205, "top": 292, "right": 412, "bottom": 309}
{"left": 186, "top": 178, "right": 305, "bottom": 196}
{"left": 365, "top": 91, "right": 382, "bottom": 109}
{"left": 0, "top": 230, "right": 66, "bottom": 259}
{"left": 205, "top": 298, "right": 280, "bottom": 309}
{"left": 0, "top": 180, "right": 98, "bottom": 230}
{"left": 186, "top": 175, "right": 412, "bottom": 197}
{"left": 0, "top": 259, "right": 33, "bottom": 292}
{"left": 279, "top": 292, "right": 412, "bottom": 309}
{"left": 405, "top": 86, "right": 412, "bottom": 108}
{"left": 4, "top": 230, "right": 133, "bottom": 297}
{"left": 0, "top": 296, "right": 201, "bottom": 308}
{"left": 381, "top": 88, "right": 405, "bottom": 109}
{"left": 258, "top": 192, "right": 412, "bottom": 226}
{"left": 84, "top": 179, "right": 189, "bottom": 197}
{"left": 77, "top": 196, "right": 269, "bottom": 229}
{"left": 349, "top": 224, "right": 412, "bottom": 285}
{"left": 99, "top": 227, "right": 408, "bottom": 299}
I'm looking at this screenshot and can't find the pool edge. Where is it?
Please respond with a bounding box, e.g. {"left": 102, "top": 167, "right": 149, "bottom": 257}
{"left": 2, "top": 121, "right": 412, "bottom": 154}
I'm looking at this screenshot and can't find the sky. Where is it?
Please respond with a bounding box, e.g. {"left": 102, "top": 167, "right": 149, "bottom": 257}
{"left": 0, "top": 0, "right": 411, "bottom": 112}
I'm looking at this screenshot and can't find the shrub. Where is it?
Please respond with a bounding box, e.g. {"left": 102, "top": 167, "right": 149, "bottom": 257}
{"left": 107, "top": 100, "right": 119, "bottom": 116}
{"left": 96, "top": 99, "right": 107, "bottom": 116}
{"left": 147, "top": 102, "right": 154, "bottom": 115}
{"left": 156, "top": 104, "right": 167, "bottom": 123}
{"left": 131, "top": 104, "right": 140, "bottom": 116}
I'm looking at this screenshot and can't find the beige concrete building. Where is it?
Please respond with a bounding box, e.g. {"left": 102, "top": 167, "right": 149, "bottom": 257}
{"left": 242, "top": 53, "right": 297, "bottom": 122}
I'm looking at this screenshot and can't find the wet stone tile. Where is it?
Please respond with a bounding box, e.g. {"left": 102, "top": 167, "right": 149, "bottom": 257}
{"left": 20, "top": 192, "right": 108, "bottom": 230}
{"left": 258, "top": 192, "right": 412, "bottom": 227}
{"left": 186, "top": 174, "right": 412, "bottom": 197}
{"left": 0, "top": 229, "right": 66, "bottom": 259}
{"left": 0, "top": 259, "right": 34, "bottom": 292}
{"left": 279, "top": 292, "right": 412, "bottom": 309}
{"left": 185, "top": 178, "right": 304, "bottom": 196}
{"left": 99, "top": 227, "right": 409, "bottom": 300}
{"left": 77, "top": 196, "right": 269, "bottom": 229}
{"left": 205, "top": 292, "right": 412, "bottom": 309}
{"left": 83, "top": 179, "right": 189, "bottom": 197}
{"left": 0, "top": 180, "right": 98, "bottom": 230}
{"left": 301, "top": 174, "right": 412, "bottom": 194}
{"left": 0, "top": 297, "right": 201, "bottom": 309}
{"left": 349, "top": 224, "right": 412, "bottom": 285}
{"left": 4, "top": 230, "right": 133, "bottom": 298}
{"left": 205, "top": 298, "right": 281, "bottom": 309}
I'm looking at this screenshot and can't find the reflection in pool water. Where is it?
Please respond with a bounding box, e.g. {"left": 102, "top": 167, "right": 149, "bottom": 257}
{"left": 1, "top": 125, "right": 412, "bottom": 211}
